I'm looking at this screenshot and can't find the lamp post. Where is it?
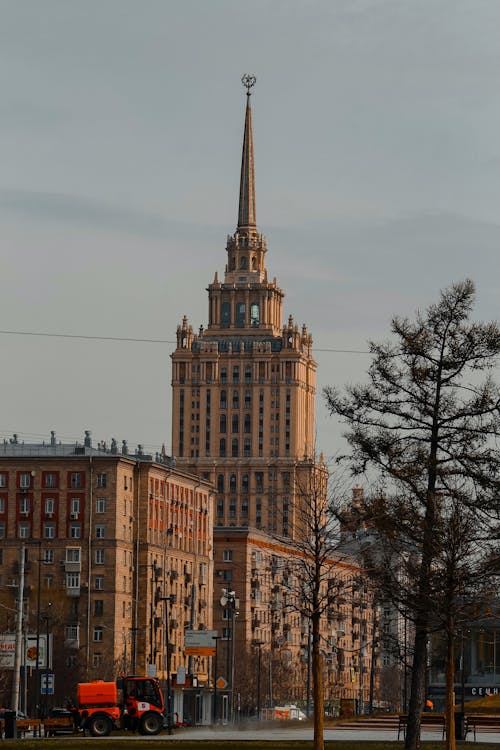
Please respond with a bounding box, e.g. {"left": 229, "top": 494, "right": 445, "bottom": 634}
{"left": 252, "top": 641, "right": 263, "bottom": 721}
{"left": 220, "top": 589, "right": 238, "bottom": 723}
{"left": 42, "top": 602, "right": 52, "bottom": 719}
{"left": 212, "top": 635, "right": 221, "bottom": 725}
{"left": 157, "top": 594, "right": 175, "bottom": 735}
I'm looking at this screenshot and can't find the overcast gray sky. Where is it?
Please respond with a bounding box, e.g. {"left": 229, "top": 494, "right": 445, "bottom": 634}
{"left": 1, "top": 0, "right": 499, "bottom": 460}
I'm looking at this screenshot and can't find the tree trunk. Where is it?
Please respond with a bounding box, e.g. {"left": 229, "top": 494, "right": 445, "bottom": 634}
{"left": 445, "top": 623, "right": 456, "bottom": 750}
{"left": 312, "top": 614, "right": 324, "bottom": 750}
{"left": 405, "top": 625, "right": 427, "bottom": 750}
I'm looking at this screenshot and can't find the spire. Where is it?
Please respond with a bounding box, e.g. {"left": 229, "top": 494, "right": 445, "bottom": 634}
{"left": 238, "top": 74, "right": 257, "bottom": 231}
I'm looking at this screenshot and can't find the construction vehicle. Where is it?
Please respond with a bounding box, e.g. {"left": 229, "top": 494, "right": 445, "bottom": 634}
{"left": 71, "top": 676, "right": 165, "bottom": 737}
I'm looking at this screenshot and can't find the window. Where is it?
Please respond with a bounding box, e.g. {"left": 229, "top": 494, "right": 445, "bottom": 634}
{"left": 231, "top": 439, "right": 238, "bottom": 457}
{"left": 229, "top": 499, "right": 236, "bottom": 518}
{"left": 244, "top": 439, "right": 251, "bottom": 456}
{"left": 95, "top": 549, "right": 105, "bottom": 564}
{"left": 93, "top": 626, "right": 104, "bottom": 642}
{"left": 230, "top": 474, "right": 237, "bottom": 492}
{"left": 0, "top": 497, "right": 4, "bottom": 514}
{"left": 245, "top": 366, "right": 252, "bottom": 383}
{"left": 216, "top": 499, "right": 224, "bottom": 518}
{"left": 95, "top": 575, "right": 104, "bottom": 590}
{"left": 96, "top": 497, "right": 106, "bottom": 513}
{"left": 70, "top": 497, "right": 80, "bottom": 515}
{"left": 0, "top": 474, "right": 7, "bottom": 488}
{"left": 236, "top": 303, "right": 245, "bottom": 327}
{"left": 70, "top": 473, "right": 82, "bottom": 488}
{"left": 221, "top": 302, "right": 231, "bottom": 326}
{"left": 220, "top": 390, "right": 227, "bottom": 409}
{"left": 242, "top": 474, "right": 249, "bottom": 491}
{"left": 220, "top": 366, "right": 227, "bottom": 384}
{"left": 94, "top": 600, "right": 104, "bottom": 616}
{"left": 241, "top": 498, "right": 249, "bottom": 517}
{"left": 232, "top": 366, "right": 240, "bottom": 383}
{"left": 219, "top": 414, "right": 227, "bottom": 433}
{"left": 217, "top": 475, "right": 224, "bottom": 493}
{"left": 20, "top": 473, "right": 31, "bottom": 489}
{"left": 66, "top": 625, "right": 79, "bottom": 641}
{"left": 19, "top": 523, "right": 29, "bottom": 539}
{"left": 219, "top": 439, "right": 226, "bottom": 457}
{"left": 19, "top": 497, "right": 30, "bottom": 515}
{"left": 66, "top": 573, "right": 80, "bottom": 589}
{"left": 0, "top": 523, "right": 5, "bottom": 539}
{"left": 250, "top": 302, "right": 260, "bottom": 325}
{"left": 44, "top": 549, "right": 54, "bottom": 564}
{"left": 232, "top": 390, "right": 239, "bottom": 409}
{"left": 66, "top": 547, "right": 81, "bottom": 563}
{"left": 95, "top": 525, "right": 105, "bottom": 539}
{"left": 223, "top": 569, "right": 233, "bottom": 581}
{"left": 44, "top": 575, "right": 53, "bottom": 588}
{"left": 70, "top": 524, "right": 81, "bottom": 539}
{"left": 44, "top": 473, "right": 57, "bottom": 488}
{"left": 223, "top": 550, "right": 233, "bottom": 562}
{"left": 93, "top": 653, "right": 103, "bottom": 668}
{"left": 44, "top": 523, "right": 55, "bottom": 539}
{"left": 243, "top": 414, "right": 251, "bottom": 434}
{"left": 45, "top": 497, "right": 55, "bottom": 515}
{"left": 232, "top": 414, "right": 239, "bottom": 433}
{"left": 96, "top": 473, "right": 107, "bottom": 488}
{"left": 244, "top": 390, "right": 251, "bottom": 408}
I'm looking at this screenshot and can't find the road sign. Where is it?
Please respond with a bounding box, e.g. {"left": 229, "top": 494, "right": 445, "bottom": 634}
{"left": 184, "top": 629, "right": 218, "bottom": 656}
{"left": 216, "top": 677, "right": 228, "bottom": 690}
{"left": 41, "top": 673, "right": 55, "bottom": 695}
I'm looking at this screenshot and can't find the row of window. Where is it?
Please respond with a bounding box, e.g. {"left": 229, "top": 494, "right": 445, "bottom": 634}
{"left": 0, "top": 471, "right": 98, "bottom": 489}
{"left": 0, "top": 496, "right": 107, "bottom": 516}
{"left": 0, "top": 522, "right": 107, "bottom": 540}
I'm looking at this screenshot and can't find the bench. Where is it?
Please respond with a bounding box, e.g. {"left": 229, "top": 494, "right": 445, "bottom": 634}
{"left": 0, "top": 718, "right": 42, "bottom": 738}
{"left": 42, "top": 715, "right": 77, "bottom": 737}
{"left": 465, "top": 715, "right": 500, "bottom": 741}
{"left": 398, "top": 713, "right": 445, "bottom": 740}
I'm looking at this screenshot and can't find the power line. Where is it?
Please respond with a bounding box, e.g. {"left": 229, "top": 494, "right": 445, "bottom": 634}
{"left": 0, "top": 329, "right": 370, "bottom": 354}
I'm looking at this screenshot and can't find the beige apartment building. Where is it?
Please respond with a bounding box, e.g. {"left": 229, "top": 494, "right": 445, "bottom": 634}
{"left": 171, "top": 80, "right": 379, "bottom": 713}
{"left": 0, "top": 432, "right": 213, "bottom": 718}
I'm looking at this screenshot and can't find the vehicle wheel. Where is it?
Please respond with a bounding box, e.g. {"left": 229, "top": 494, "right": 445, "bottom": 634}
{"left": 88, "top": 714, "right": 113, "bottom": 737}
{"left": 139, "top": 712, "right": 163, "bottom": 735}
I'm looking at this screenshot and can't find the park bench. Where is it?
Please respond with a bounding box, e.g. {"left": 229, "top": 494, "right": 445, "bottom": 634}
{"left": 42, "top": 715, "right": 77, "bottom": 737}
{"left": 465, "top": 714, "right": 500, "bottom": 741}
{"left": 0, "top": 718, "right": 42, "bottom": 738}
{"left": 398, "top": 713, "right": 445, "bottom": 740}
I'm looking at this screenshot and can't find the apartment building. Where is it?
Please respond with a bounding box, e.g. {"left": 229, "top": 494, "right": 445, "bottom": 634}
{"left": 0, "top": 431, "right": 213, "bottom": 718}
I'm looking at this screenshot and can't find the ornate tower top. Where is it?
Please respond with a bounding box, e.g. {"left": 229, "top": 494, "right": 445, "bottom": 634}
{"left": 237, "top": 74, "right": 257, "bottom": 233}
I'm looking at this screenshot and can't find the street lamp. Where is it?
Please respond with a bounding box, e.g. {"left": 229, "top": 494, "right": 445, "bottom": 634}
{"left": 212, "top": 635, "right": 222, "bottom": 725}
{"left": 220, "top": 589, "right": 238, "bottom": 723}
{"left": 157, "top": 594, "right": 175, "bottom": 735}
{"left": 42, "top": 602, "right": 52, "bottom": 719}
{"left": 252, "top": 641, "right": 263, "bottom": 720}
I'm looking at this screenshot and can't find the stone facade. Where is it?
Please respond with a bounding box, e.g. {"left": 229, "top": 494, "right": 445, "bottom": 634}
{"left": 0, "top": 434, "right": 213, "bottom": 712}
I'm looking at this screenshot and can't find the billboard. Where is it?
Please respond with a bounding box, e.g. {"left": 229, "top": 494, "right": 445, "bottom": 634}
{"left": 0, "top": 634, "right": 51, "bottom": 669}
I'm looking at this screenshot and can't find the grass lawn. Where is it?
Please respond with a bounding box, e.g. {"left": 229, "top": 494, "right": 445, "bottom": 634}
{"left": 1, "top": 741, "right": 499, "bottom": 750}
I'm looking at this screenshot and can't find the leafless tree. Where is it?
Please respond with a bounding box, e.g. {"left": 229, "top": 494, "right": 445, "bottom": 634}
{"left": 325, "top": 279, "right": 500, "bottom": 750}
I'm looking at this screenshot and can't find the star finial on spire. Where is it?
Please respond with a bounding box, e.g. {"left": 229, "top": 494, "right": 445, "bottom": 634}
{"left": 241, "top": 73, "right": 256, "bottom": 97}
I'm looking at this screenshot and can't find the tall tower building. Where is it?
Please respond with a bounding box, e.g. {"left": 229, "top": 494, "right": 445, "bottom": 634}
{"left": 171, "top": 77, "right": 317, "bottom": 538}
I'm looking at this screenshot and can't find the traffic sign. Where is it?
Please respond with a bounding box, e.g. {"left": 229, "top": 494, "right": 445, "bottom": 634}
{"left": 41, "top": 673, "right": 55, "bottom": 695}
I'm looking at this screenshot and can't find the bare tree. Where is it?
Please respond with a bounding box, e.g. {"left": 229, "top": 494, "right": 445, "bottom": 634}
{"left": 325, "top": 280, "right": 500, "bottom": 750}
{"left": 281, "top": 459, "right": 356, "bottom": 750}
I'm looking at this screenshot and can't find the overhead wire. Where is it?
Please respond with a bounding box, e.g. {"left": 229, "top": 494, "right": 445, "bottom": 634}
{"left": 0, "top": 329, "right": 370, "bottom": 354}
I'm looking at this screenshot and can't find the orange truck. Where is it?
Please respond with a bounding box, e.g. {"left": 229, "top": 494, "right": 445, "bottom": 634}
{"left": 73, "top": 676, "right": 165, "bottom": 736}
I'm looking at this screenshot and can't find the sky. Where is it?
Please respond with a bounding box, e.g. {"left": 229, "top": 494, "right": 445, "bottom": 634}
{"left": 1, "top": 0, "right": 499, "bottom": 461}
